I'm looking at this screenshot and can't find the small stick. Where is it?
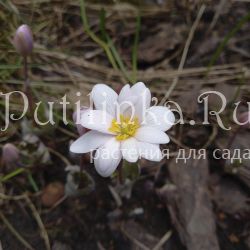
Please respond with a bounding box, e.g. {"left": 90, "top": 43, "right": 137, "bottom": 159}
{"left": 0, "top": 211, "right": 35, "bottom": 250}
{"left": 160, "top": 4, "right": 206, "bottom": 104}
{"left": 46, "top": 195, "right": 67, "bottom": 213}
{"left": 0, "top": 193, "right": 27, "bottom": 201}
{"left": 0, "top": 192, "right": 52, "bottom": 250}
{"left": 48, "top": 147, "right": 71, "bottom": 166}
{"left": 121, "top": 225, "right": 150, "bottom": 250}
{"left": 202, "top": 124, "right": 218, "bottom": 149}
{"left": 24, "top": 195, "right": 51, "bottom": 250}
{"left": 152, "top": 230, "right": 172, "bottom": 250}
{"left": 208, "top": 0, "right": 227, "bottom": 32}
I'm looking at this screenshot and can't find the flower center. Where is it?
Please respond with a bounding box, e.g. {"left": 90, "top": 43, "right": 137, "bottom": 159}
{"left": 109, "top": 115, "right": 140, "bottom": 141}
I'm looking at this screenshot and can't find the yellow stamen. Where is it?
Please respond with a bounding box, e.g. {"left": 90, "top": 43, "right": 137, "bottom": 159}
{"left": 109, "top": 115, "right": 140, "bottom": 141}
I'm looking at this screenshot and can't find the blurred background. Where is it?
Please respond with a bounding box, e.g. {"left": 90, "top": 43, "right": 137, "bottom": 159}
{"left": 0, "top": 1, "right": 250, "bottom": 250}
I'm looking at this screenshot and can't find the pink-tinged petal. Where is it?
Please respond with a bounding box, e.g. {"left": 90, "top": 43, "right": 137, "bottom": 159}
{"left": 73, "top": 106, "right": 89, "bottom": 135}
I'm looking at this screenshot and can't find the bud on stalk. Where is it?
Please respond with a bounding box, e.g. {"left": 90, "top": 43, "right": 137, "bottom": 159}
{"left": 12, "top": 24, "right": 34, "bottom": 114}
{"left": 2, "top": 143, "right": 20, "bottom": 170}
{"left": 13, "top": 24, "right": 33, "bottom": 57}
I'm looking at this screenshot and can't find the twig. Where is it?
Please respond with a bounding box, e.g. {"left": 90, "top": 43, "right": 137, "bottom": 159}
{"left": 0, "top": 193, "right": 51, "bottom": 250}
{"left": 208, "top": 0, "right": 227, "bottom": 32}
{"left": 121, "top": 225, "right": 150, "bottom": 250}
{"left": 46, "top": 195, "right": 67, "bottom": 213}
{"left": 62, "top": 62, "right": 78, "bottom": 85}
{"left": 0, "top": 211, "right": 35, "bottom": 250}
{"left": 57, "top": 127, "right": 78, "bottom": 138}
{"left": 108, "top": 185, "right": 122, "bottom": 207}
{"left": 0, "top": 193, "right": 27, "bottom": 201}
{"left": 168, "top": 135, "right": 190, "bottom": 149}
{"left": 97, "top": 241, "right": 106, "bottom": 250}
{"left": 48, "top": 147, "right": 71, "bottom": 166}
{"left": 24, "top": 195, "right": 51, "bottom": 250}
{"left": 202, "top": 124, "right": 218, "bottom": 149}
{"left": 160, "top": 4, "right": 206, "bottom": 104}
{"left": 152, "top": 230, "right": 172, "bottom": 250}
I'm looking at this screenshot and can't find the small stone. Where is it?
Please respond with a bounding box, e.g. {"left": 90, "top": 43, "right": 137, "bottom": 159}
{"left": 229, "top": 234, "right": 240, "bottom": 244}
{"left": 41, "top": 182, "right": 65, "bottom": 207}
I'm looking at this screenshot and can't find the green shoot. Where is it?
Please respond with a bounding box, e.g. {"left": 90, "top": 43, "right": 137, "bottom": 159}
{"left": 79, "top": 0, "right": 118, "bottom": 70}
{"left": 27, "top": 172, "right": 39, "bottom": 192}
{"left": 207, "top": 11, "right": 250, "bottom": 73}
{"left": 0, "top": 168, "right": 26, "bottom": 182}
{"left": 132, "top": 12, "right": 141, "bottom": 83}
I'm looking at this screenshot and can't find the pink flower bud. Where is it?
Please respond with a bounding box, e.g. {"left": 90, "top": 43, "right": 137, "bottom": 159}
{"left": 2, "top": 143, "right": 20, "bottom": 168}
{"left": 13, "top": 24, "right": 33, "bottom": 56}
{"left": 73, "top": 107, "right": 89, "bottom": 136}
{"left": 238, "top": 112, "right": 250, "bottom": 128}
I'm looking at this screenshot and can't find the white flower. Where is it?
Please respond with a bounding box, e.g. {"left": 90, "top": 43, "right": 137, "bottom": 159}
{"left": 70, "top": 82, "right": 175, "bottom": 177}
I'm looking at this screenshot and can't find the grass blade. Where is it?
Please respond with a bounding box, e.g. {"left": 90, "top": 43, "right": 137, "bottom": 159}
{"left": 0, "top": 168, "right": 26, "bottom": 182}
{"left": 99, "top": 8, "right": 132, "bottom": 82}
{"left": 207, "top": 11, "right": 250, "bottom": 72}
{"left": 79, "top": 0, "right": 118, "bottom": 70}
{"left": 27, "top": 172, "right": 39, "bottom": 192}
{"left": 132, "top": 13, "right": 141, "bottom": 83}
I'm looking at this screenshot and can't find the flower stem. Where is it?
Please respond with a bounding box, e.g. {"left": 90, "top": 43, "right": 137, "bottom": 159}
{"left": 117, "top": 160, "right": 124, "bottom": 185}
{"left": 80, "top": 155, "right": 85, "bottom": 172}
{"left": 23, "top": 56, "right": 34, "bottom": 114}
{"left": 24, "top": 56, "right": 29, "bottom": 91}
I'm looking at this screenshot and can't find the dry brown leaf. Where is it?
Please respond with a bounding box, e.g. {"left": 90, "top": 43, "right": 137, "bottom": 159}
{"left": 138, "top": 23, "right": 187, "bottom": 63}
